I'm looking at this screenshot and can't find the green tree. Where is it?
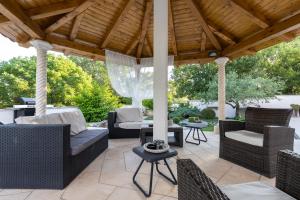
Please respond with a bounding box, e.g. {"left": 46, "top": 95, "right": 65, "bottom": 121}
{"left": 172, "top": 63, "right": 217, "bottom": 99}
{"left": 199, "top": 72, "right": 284, "bottom": 117}
{"left": 0, "top": 55, "right": 93, "bottom": 107}
{"left": 68, "top": 56, "right": 110, "bottom": 86}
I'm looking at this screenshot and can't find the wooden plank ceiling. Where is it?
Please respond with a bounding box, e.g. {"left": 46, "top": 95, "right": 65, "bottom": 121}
{"left": 0, "top": 0, "right": 300, "bottom": 65}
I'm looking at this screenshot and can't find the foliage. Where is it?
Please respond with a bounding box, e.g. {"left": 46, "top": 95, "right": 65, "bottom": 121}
{"left": 142, "top": 99, "right": 153, "bottom": 110}
{"left": 173, "top": 37, "right": 300, "bottom": 100}
{"left": 74, "top": 83, "right": 120, "bottom": 122}
{"left": 172, "top": 63, "right": 217, "bottom": 99}
{"left": 0, "top": 55, "right": 94, "bottom": 108}
{"left": 0, "top": 55, "right": 121, "bottom": 122}
{"left": 226, "top": 37, "right": 300, "bottom": 94}
{"left": 69, "top": 56, "right": 109, "bottom": 86}
{"left": 188, "top": 117, "right": 199, "bottom": 122}
{"left": 199, "top": 72, "right": 284, "bottom": 117}
{"left": 199, "top": 108, "right": 216, "bottom": 119}
{"left": 290, "top": 104, "right": 300, "bottom": 117}
{"left": 119, "top": 97, "right": 132, "bottom": 105}
{"left": 169, "top": 103, "right": 201, "bottom": 121}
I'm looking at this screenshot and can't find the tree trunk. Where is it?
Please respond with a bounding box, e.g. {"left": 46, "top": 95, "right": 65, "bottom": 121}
{"left": 235, "top": 102, "right": 240, "bottom": 119}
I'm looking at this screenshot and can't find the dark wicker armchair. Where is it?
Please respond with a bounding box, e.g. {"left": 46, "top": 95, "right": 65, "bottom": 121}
{"left": 219, "top": 107, "right": 294, "bottom": 178}
{"left": 177, "top": 150, "right": 300, "bottom": 200}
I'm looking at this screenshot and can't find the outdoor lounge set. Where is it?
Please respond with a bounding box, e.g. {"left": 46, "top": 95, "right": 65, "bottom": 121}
{"left": 0, "top": 106, "right": 298, "bottom": 200}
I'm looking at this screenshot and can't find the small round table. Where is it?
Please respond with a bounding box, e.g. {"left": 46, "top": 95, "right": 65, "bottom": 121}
{"left": 181, "top": 121, "right": 208, "bottom": 145}
{"left": 132, "top": 146, "right": 177, "bottom": 197}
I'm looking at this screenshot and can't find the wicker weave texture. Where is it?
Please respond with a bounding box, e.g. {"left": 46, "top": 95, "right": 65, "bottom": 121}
{"left": 245, "top": 107, "right": 292, "bottom": 134}
{"left": 177, "top": 159, "right": 230, "bottom": 200}
{"left": 276, "top": 150, "right": 300, "bottom": 200}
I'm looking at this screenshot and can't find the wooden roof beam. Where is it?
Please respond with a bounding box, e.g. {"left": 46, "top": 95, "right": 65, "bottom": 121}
{"left": 70, "top": 13, "right": 85, "bottom": 40}
{"left": 227, "top": 0, "right": 270, "bottom": 29}
{"left": 0, "top": 0, "right": 81, "bottom": 24}
{"left": 46, "top": 34, "right": 105, "bottom": 60}
{"left": 200, "top": 32, "right": 206, "bottom": 52}
{"left": 45, "top": 0, "right": 97, "bottom": 34}
{"left": 136, "top": 0, "right": 153, "bottom": 59}
{"left": 0, "top": 0, "right": 45, "bottom": 39}
{"left": 101, "top": 0, "right": 136, "bottom": 49}
{"left": 185, "top": 0, "right": 222, "bottom": 50}
{"left": 144, "top": 37, "right": 152, "bottom": 56}
{"left": 175, "top": 51, "right": 216, "bottom": 65}
{"left": 227, "top": 0, "right": 291, "bottom": 42}
{"left": 222, "top": 13, "right": 300, "bottom": 56}
{"left": 169, "top": 0, "right": 178, "bottom": 56}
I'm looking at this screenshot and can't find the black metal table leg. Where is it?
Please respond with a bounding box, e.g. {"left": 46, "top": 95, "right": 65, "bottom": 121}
{"left": 185, "top": 127, "right": 200, "bottom": 145}
{"left": 133, "top": 159, "right": 154, "bottom": 197}
{"left": 198, "top": 128, "right": 208, "bottom": 142}
{"left": 155, "top": 159, "right": 177, "bottom": 185}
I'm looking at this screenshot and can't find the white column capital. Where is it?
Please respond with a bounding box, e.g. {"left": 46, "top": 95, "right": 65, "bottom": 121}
{"left": 215, "top": 57, "right": 229, "bottom": 67}
{"left": 30, "top": 40, "right": 53, "bottom": 51}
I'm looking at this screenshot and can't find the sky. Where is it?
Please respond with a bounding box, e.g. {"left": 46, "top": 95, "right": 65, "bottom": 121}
{"left": 0, "top": 34, "right": 61, "bottom": 61}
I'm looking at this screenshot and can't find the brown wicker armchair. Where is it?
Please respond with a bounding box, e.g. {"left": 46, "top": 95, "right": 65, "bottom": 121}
{"left": 177, "top": 150, "right": 300, "bottom": 200}
{"left": 219, "top": 107, "right": 294, "bottom": 178}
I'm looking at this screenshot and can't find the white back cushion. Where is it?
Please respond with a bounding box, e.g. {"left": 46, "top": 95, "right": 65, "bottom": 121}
{"left": 15, "top": 115, "right": 48, "bottom": 124}
{"left": 116, "top": 107, "right": 143, "bottom": 123}
{"left": 59, "top": 110, "right": 87, "bottom": 135}
{"left": 44, "top": 113, "right": 63, "bottom": 124}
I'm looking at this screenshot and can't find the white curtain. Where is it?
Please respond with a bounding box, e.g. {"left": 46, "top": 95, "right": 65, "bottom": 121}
{"left": 105, "top": 50, "right": 174, "bottom": 107}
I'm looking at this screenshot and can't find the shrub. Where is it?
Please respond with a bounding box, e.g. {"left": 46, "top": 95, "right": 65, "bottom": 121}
{"left": 74, "top": 83, "right": 120, "bottom": 122}
{"left": 120, "top": 97, "right": 132, "bottom": 105}
{"left": 169, "top": 103, "right": 201, "bottom": 120}
{"left": 200, "top": 108, "right": 216, "bottom": 119}
{"left": 142, "top": 99, "right": 153, "bottom": 110}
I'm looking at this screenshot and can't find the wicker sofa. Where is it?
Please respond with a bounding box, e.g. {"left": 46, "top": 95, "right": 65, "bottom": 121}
{"left": 108, "top": 111, "right": 141, "bottom": 138}
{"left": 177, "top": 150, "right": 300, "bottom": 200}
{"left": 0, "top": 113, "right": 108, "bottom": 189}
{"left": 219, "top": 107, "right": 294, "bottom": 178}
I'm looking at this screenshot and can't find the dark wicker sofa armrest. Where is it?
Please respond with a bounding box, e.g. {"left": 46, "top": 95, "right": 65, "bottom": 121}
{"left": 177, "top": 159, "right": 230, "bottom": 200}
{"left": 263, "top": 126, "right": 295, "bottom": 148}
{"left": 219, "top": 120, "right": 245, "bottom": 137}
{"left": 108, "top": 112, "right": 117, "bottom": 131}
{"left": 0, "top": 124, "right": 71, "bottom": 189}
{"left": 276, "top": 150, "right": 300, "bottom": 199}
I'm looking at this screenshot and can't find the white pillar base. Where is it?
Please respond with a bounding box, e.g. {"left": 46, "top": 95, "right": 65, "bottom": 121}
{"left": 30, "top": 40, "right": 52, "bottom": 116}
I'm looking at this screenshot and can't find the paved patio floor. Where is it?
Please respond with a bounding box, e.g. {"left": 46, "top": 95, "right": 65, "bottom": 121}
{"left": 1, "top": 130, "right": 299, "bottom": 200}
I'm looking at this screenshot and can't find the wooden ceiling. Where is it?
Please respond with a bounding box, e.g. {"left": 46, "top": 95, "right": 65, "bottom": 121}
{"left": 0, "top": 0, "right": 300, "bottom": 65}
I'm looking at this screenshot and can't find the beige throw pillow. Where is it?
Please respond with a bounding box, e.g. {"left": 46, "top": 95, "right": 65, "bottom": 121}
{"left": 59, "top": 110, "right": 87, "bottom": 135}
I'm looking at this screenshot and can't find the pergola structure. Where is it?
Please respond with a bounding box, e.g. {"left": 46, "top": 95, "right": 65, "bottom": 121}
{"left": 0, "top": 0, "right": 300, "bottom": 140}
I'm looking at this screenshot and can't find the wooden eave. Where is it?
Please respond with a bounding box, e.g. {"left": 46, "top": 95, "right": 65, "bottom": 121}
{"left": 0, "top": 0, "right": 299, "bottom": 65}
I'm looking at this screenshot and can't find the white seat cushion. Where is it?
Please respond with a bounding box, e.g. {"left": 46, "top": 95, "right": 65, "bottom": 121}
{"left": 119, "top": 122, "right": 143, "bottom": 129}
{"left": 116, "top": 107, "right": 143, "bottom": 123}
{"left": 60, "top": 110, "right": 87, "bottom": 135}
{"left": 225, "top": 130, "right": 264, "bottom": 147}
{"left": 221, "top": 182, "right": 296, "bottom": 200}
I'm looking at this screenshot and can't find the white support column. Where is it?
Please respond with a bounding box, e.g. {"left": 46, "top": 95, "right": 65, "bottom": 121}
{"left": 153, "top": 0, "right": 168, "bottom": 142}
{"left": 30, "top": 40, "right": 52, "bottom": 116}
{"left": 215, "top": 57, "right": 229, "bottom": 121}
